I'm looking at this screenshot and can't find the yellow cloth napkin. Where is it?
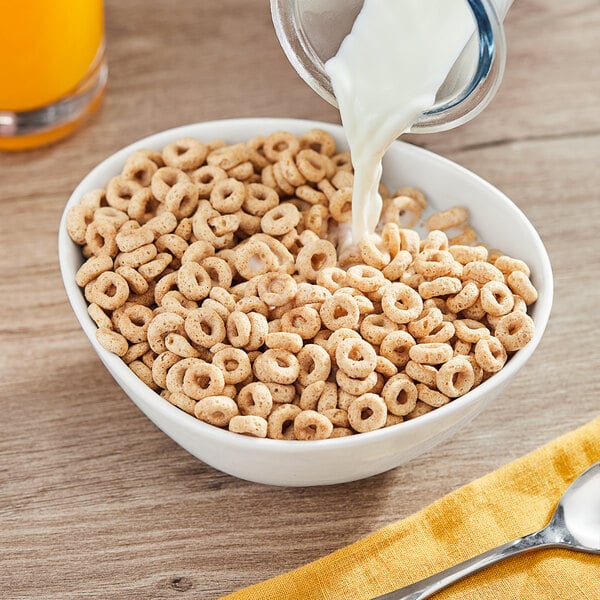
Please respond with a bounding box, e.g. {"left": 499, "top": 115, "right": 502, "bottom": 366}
{"left": 224, "top": 417, "right": 600, "bottom": 600}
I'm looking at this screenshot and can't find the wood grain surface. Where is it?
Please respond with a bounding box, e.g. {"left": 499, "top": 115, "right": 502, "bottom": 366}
{"left": 1, "top": 1, "right": 599, "bottom": 598}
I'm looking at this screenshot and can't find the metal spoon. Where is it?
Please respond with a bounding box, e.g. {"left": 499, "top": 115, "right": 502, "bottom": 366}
{"left": 374, "top": 461, "right": 600, "bottom": 600}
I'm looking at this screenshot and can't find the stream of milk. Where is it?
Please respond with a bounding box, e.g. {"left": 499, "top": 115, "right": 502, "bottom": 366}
{"left": 324, "top": 0, "right": 510, "bottom": 243}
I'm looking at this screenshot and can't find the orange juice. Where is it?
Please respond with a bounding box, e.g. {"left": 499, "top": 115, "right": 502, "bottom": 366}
{"left": 0, "top": 0, "right": 105, "bottom": 149}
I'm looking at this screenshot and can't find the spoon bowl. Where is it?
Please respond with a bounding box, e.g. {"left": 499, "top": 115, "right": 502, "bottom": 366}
{"left": 375, "top": 461, "right": 600, "bottom": 599}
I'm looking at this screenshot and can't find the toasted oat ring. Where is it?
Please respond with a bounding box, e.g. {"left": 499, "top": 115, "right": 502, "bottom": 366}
{"left": 243, "top": 182, "right": 279, "bottom": 217}
{"left": 413, "top": 249, "right": 455, "bottom": 279}
{"left": 219, "top": 310, "right": 250, "bottom": 347}
{"left": 343, "top": 265, "right": 382, "bottom": 295}
{"left": 298, "top": 381, "right": 326, "bottom": 411}
{"left": 254, "top": 348, "right": 300, "bottom": 385}
{"left": 454, "top": 319, "right": 491, "bottom": 343}
{"left": 335, "top": 338, "right": 377, "bottom": 379}
{"left": 163, "top": 181, "right": 199, "bottom": 219}
{"left": 293, "top": 149, "right": 327, "bottom": 183}
{"left": 151, "top": 351, "right": 181, "bottom": 389}
{"left": 208, "top": 177, "right": 246, "bottom": 214}
{"left": 448, "top": 245, "right": 488, "bottom": 265}
{"left": 319, "top": 293, "right": 360, "bottom": 331}
{"left": 316, "top": 267, "right": 346, "bottom": 293}
{"left": 299, "top": 128, "right": 336, "bottom": 156}
{"left": 182, "top": 362, "right": 225, "bottom": 400}
{"left": 96, "top": 327, "right": 129, "bottom": 357}
{"left": 419, "top": 321, "right": 456, "bottom": 344}
{"left": 507, "top": 271, "right": 538, "bottom": 305}
{"left": 267, "top": 403, "right": 301, "bottom": 440}
{"left": 257, "top": 272, "right": 297, "bottom": 307}
{"left": 297, "top": 343, "right": 331, "bottom": 386}
{"left": 360, "top": 313, "right": 398, "bottom": 345}
{"left": 336, "top": 370, "right": 378, "bottom": 396}
{"left": 129, "top": 359, "right": 159, "bottom": 390}
{"left": 105, "top": 176, "right": 142, "bottom": 212}
{"left": 165, "top": 357, "right": 201, "bottom": 394}
{"left": 407, "top": 307, "right": 444, "bottom": 339}
{"left": 194, "top": 395, "right": 238, "bottom": 427}
{"left": 228, "top": 415, "right": 268, "bottom": 438}
{"left": 380, "top": 330, "right": 416, "bottom": 368}
{"left": 295, "top": 239, "right": 337, "bottom": 282}
{"left": 234, "top": 240, "right": 278, "bottom": 280}
{"left": 403, "top": 362, "right": 437, "bottom": 389}
{"left": 260, "top": 203, "right": 300, "bottom": 236}
{"left": 408, "top": 342, "right": 453, "bottom": 365}
{"left": 328, "top": 188, "right": 352, "bottom": 224}
{"left": 381, "top": 250, "right": 413, "bottom": 282}
{"left": 66, "top": 204, "right": 95, "bottom": 245}
{"left": 151, "top": 167, "right": 191, "bottom": 203}
{"left": 494, "top": 311, "right": 535, "bottom": 352}
{"left": 425, "top": 206, "right": 469, "bottom": 231}
{"left": 358, "top": 236, "right": 390, "bottom": 270}
{"left": 294, "top": 283, "right": 330, "bottom": 307}
{"left": 436, "top": 355, "right": 475, "bottom": 398}
{"left": 381, "top": 196, "right": 422, "bottom": 228}
{"left": 474, "top": 336, "right": 508, "bottom": 372}
{"left": 85, "top": 271, "right": 129, "bottom": 311}
{"left": 122, "top": 341, "right": 151, "bottom": 365}
{"left": 446, "top": 281, "right": 480, "bottom": 313}
{"left": 138, "top": 253, "right": 173, "bottom": 281}
{"left": 122, "top": 153, "right": 158, "bottom": 187}
{"left": 177, "top": 262, "right": 211, "bottom": 301}
{"left": 75, "top": 255, "right": 113, "bottom": 287}
{"left": 494, "top": 255, "right": 531, "bottom": 277}
{"left": 85, "top": 219, "right": 118, "bottom": 258}
{"left": 237, "top": 382, "right": 273, "bottom": 418}
{"left": 115, "top": 304, "right": 153, "bottom": 343}
{"left": 480, "top": 280, "right": 515, "bottom": 317}
{"left": 463, "top": 261, "right": 504, "bottom": 285}
{"left": 144, "top": 211, "right": 178, "bottom": 237}
{"left": 265, "top": 332, "right": 303, "bottom": 353}
{"left": 382, "top": 373, "right": 418, "bottom": 416}
{"left": 115, "top": 224, "right": 155, "bottom": 254}
{"left": 281, "top": 306, "right": 321, "bottom": 339}
{"left": 422, "top": 230, "right": 449, "bottom": 251}
{"left": 126, "top": 189, "right": 158, "bottom": 224}
{"left": 207, "top": 142, "right": 249, "bottom": 170}
{"left": 212, "top": 347, "right": 252, "bottom": 385}
{"left": 166, "top": 392, "right": 196, "bottom": 416}
{"left": 347, "top": 393, "right": 387, "bottom": 433}
{"left": 416, "top": 384, "right": 450, "bottom": 408}
{"left": 199, "top": 257, "right": 233, "bottom": 290}
{"left": 162, "top": 137, "right": 208, "bottom": 170}
{"left": 147, "top": 312, "right": 186, "bottom": 354}
{"left": 276, "top": 151, "right": 306, "bottom": 187}
{"left": 381, "top": 283, "right": 423, "bottom": 324}
{"left": 182, "top": 240, "right": 215, "bottom": 265}
{"left": 114, "top": 243, "right": 158, "bottom": 270}
{"left": 164, "top": 333, "right": 201, "bottom": 358}
{"left": 190, "top": 164, "right": 227, "bottom": 198}
{"left": 87, "top": 302, "right": 113, "bottom": 330}
{"left": 418, "top": 277, "right": 462, "bottom": 300}
{"left": 263, "top": 131, "right": 300, "bottom": 162}
{"left": 293, "top": 410, "right": 333, "bottom": 440}
{"left": 154, "top": 234, "right": 188, "bottom": 261}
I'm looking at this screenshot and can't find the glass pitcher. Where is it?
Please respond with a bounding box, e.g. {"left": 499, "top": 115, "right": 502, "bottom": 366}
{"left": 271, "top": 0, "right": 513, "bottom": 133}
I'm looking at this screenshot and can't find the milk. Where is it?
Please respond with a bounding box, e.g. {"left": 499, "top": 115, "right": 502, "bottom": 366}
{"left": 324, "top": 0, "right": 511, "bottom": 243}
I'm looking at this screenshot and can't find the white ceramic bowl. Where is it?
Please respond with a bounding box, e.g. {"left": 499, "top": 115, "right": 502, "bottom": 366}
{"left": 59, "top": 118, "right": 553, "bottom": 486}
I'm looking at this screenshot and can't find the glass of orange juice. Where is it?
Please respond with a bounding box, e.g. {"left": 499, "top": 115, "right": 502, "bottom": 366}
{"left": 0, "top": 0, "right": 107, "bottom": 151}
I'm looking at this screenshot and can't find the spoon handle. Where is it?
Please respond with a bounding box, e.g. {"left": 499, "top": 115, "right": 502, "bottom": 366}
{"left": 372, "top": 529, "right": 551, "bottom": 600}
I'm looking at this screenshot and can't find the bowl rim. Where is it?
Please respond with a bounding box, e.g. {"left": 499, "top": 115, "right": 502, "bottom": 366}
{"left": 58, "top": 117, "right": 553, "bottom": 454}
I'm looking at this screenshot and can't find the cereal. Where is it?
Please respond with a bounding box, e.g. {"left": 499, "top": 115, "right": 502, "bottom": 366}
{"left": 71, "top": 130, "right": 538, "bottom": 439}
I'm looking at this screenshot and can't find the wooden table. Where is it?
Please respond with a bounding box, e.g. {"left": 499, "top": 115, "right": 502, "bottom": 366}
{"left": 1, "top": 1, "right": 598, "bottom": 598}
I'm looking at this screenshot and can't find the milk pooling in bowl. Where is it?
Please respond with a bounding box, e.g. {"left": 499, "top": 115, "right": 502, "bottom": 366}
{"left": 324, "top": 0, "right": 507, "bottom": 243}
